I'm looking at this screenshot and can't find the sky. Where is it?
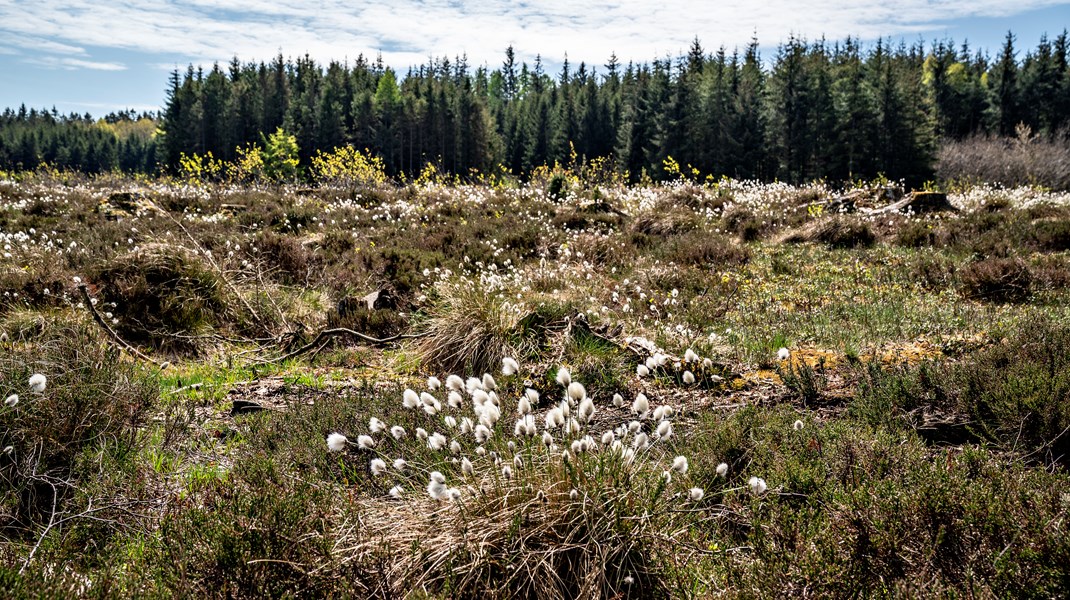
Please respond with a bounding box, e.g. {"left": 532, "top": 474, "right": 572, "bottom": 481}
{"left": 1, "top": 0, "right": 1068, "bottom": 116}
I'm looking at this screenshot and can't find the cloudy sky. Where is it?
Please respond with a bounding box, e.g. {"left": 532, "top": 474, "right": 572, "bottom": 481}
{"left": 1, "top": 0, "right": 1068, "bottom": 115}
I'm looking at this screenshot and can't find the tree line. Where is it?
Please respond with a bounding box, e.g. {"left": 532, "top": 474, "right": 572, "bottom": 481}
{"left": 2, "top": 31, "right": 1069, "bottom": 185}
{"left": 0, "top": 107, "right": 157, "bottom": 174}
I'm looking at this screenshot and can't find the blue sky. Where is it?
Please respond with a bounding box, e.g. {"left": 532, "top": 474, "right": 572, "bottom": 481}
{"left": 1, "top": 0, "right": 1068, "bottom": 116}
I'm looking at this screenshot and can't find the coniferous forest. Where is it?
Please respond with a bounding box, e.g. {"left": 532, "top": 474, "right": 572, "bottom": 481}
{"left": 2, "top": 32, "right": 1070, "bottom": 186}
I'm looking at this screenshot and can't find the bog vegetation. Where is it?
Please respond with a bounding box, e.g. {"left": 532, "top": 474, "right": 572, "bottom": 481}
{"left": 1, "top": 160, "right": 1070, "bottom": 597}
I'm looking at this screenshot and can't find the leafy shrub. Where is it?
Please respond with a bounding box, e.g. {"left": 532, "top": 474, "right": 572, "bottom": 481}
{"left": 0, "top": 320, "right": 156, "bottom": 531}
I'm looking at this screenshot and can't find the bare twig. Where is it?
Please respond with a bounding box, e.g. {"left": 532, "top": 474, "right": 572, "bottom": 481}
{"left": 78, "top": 284, "right": 160, "bottom": 366}
{"left": 19, "top": 477, "right": 58, "bottom": 575}
{"left": 252, "top": 327, "right": 428, "bottom": 366}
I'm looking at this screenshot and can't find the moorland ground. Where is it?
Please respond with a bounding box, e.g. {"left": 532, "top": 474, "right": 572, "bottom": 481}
{"left": 2, "top": 171, "right": 1070, "bottom": 598}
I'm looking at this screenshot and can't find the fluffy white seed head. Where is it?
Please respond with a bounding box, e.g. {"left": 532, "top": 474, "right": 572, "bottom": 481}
{"left": 793, "top": 419, "right": 805, "bottom": 431}
{"left": 369, "top": 458, "right": 387, "bottom": 476}
{"left": 517, "top": 396, "right": 532, "bottom": 416}
{"left": 446, "top": 374, "right": 465, "bottom": 392}
{"left": 475, "top": 424, "right": 492, "bottom": 443}
{"left": 631, "top": 432, "right": 649, "bottom": 450}
{"left": 567, "top": 418, "right": 582, "bottom": 435}
{"left": 684, "top": 348, "right": 699, "bottom": 363}
{"left": 544, "top": 407, "right": 564, "bottom": 429}
{"left": 628, "top": 420, "right": 642, "bottom": 433}
{"left": 542, "top": 431, "right": 554, "bottom": 446}
{"left": 4, "top": 394, "right": 17, "bottom": 408}
{"left": 393, "top": 458, "right": 408, "bottom": 471}
{"left": 682, "top": 370, "right": 695, "bottom": 384}
{"left": 416, "top": 428, "right": 429, "bottom": 441}
{"left": 482, "top": 373, "right": 497, "bottom": 391}
{"left": 601, "top": 431, "right": 615, "bottom": 445}
{"left": 444, "top": 416, "right": 457, "bottom": 429}
{"left": 447, "top": 391, "right": 464, "bottom": 408}
{"left": 577, "top": 397, "right": 595, "bottom": 423}
{"left": 448, "top": 487, "right": 462, "bottom": 502}
{"left": 748, "top": 476, "right": 768, "bottom": 495}
{"left": 427, "top": 480, "right": 447, "bottom": 500}
{"left": 689, "top": 487, "right": 705, "bottom": 502}
{"left": 663, "top": 470, "right": 672, "bottom": 484}
{"left": 777, "top": 347, "right": 791, "bottom": 361}
{"left": 612, "top": 393, "right": 625, "bottom": 407}
{"left": 569, "top": 488, "right": 579, "bottom": 501}
{"left": 459, "top": 417, "right": 474, "bottom": 434}
{"left": 326, "top": 433, "right": 348, "bottom": 452}
{"left": 357, "top": 435, "right": 376, "bottom": 450}
{"left": 427, "top": 376, "right": 442, "bottom": 390}
{"left": 450, "top": 439, "right": 463, "bottom": 455}
{"left": 525, "top": 388, "right": 540, "bottom": 404}
{"left": 703, "top": 358, "right": 713, "bottom": 369}
{"left": 501, "top": 465, "right": 512, "bottom": 479}
{"left": 465, "top": 377, "right": 483, "bottom": 395}
{"left": 471, "top": 389, "right": 490, "bottom": 408}
{"left": 636, "top": 364, "right": 649, "bottom": 378}
{"left": 502, "top": 357, "right": 519, "bottom": 376}
{"left": 461, "top": 457, "right": 474, "bottom": 476}
{"left": 656, "top": 420, "right": 673, "bottom": 440}
{"left": 672, "top": 455, "right": 689, "bottom": 474}
{"left": 632, "top": 394, "right": 650, "bottom": 417}
{"left": 716, "top": 462, "right": 729, "bottom": 477}
{"left": 428, "top": 432, "right": 447, "bottom": 451}
{"left": 570, "top": 439, "right": 584, "bottom": 454}
{"left": 389, "top": 426, "right": 406, "bottom": 440}
{"left": 420, "top": 391, "right": 438, "bottom": 407}
{"left": 389, "top": 485, "right": 403, "bottom": 499}
{"left": 555, "top": 367, "right": 571, "bottom": 386}
{"left": 513, "top": 454, "right": 523, "bottom": 469}
{"left": 567, "top": 381, "right": 586, "bottom": 402}
{"left": 402, "top": 389, "right": 420, "bottom": 409}
{"left": 28, "top": 374, "right": 46, "bottom": 394}
{"left": 430, "top": 471, "right": 447, "bottom": 484}
{"left": 369, "top": 417, "right": 387, "bottom": 434}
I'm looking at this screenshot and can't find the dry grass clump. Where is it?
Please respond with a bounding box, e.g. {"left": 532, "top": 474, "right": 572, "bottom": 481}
{"left": 959, "top": 257, "right": 1033, "bottom": 303}
{"left": 341, "top": 458, "right": 680, "bottom": 599}
{"left": 415, "top": 282, "right": 523, "bottom": 375}
{"left": 780, "top": 215, "right": 876, "bottom": 249}
{"left": 91, "top": 243, "right": 230, "bottom": 352}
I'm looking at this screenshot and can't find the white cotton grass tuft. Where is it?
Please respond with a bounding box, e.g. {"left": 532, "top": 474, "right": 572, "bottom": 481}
{"left": 748, "top": 476, "right": 768, "bottom": 495}
{"left": 461, "top": 457, "right": 474, "bottom": 476}
{"left": 501, "top": 465, "right": 513, "bottom": 479}
{"left": 793, "top": 419, "right": 805, "bottom": 431}
{"left": 684, "top": 348, "right": 699, "bottom": 363}
{"left": 444, "top": 415, "right": 457, "bottom": 429}
{"left": 4, "top": 394, "right": 17, "bottom": 408}
{"left": 446, "top": 374, "right": 465, "bottom": 392}
{"left": 390, "top": 425, "right": 407, "bottom": 440}
{"left": 631, "top": 432, "right": 649, "bottom": 450}
{"left": 474, "top": 424, "right": 492, "bottom": 443}
{"left": 482, "top": 373, "right": 497, "bottom": 391}
{"left": 427, "top": 376, "right": 442, "bottom": 390}
{"left": 652, "top": 405, "right": 673, "bottom": 421}
{"left": 402, "top": 389, "right": 420, "bottom": 409}
{"left": 427, "top": 472, "right": 448, "bottom": 500}
{"left": 601, "top": 431, "right": 615, "bottom": 445}
{"left": 465, "top": 377, "right": 483, "bottom": 395}
{"left": 672, "top": 455, "right": 689, "bottom": 474}
{"left": 447, "top": 391, "right": 464, "bottom": 409}
{"left": 389, "top": 485, "right": 403, "bottom": 499}
{"left": 567, "top": 381, "right": 586, "bottom": 402}
{"left": 555, "top": 367, "right": 571, "bottom": 386}
{"left": 428, "top": 432, "right": 447, "bottom": 451}
{"left": 569, "top": 488, "right": 579, "bottom": 501}
{"left": 525, "top": 388, "right": 539, "bottom": 404}
{"left": 612, "top": 393, "right": 625, "bottom": 408}
{"left": 326, "top": 433, "right": 348, "bottom": 452}
{"left": 542, "top": 431, "right": 554, "bottom": 446}
{"left": 656, "top": 420, "right": 673, "bottom": 440}
{"left": 716, "top": 462, "right": 729, "bottom": 477}
{"left": 682, "top": 370, "right": 695, "bottom": 384}
{"left": 450, "top": 439, "right": 463, "bottom": 455}
{"left": 416, "top": 428, "right": 429, "bottom": 441}
{"left": 369, "top": 458, "right": 387, "bottom": 476}
{"left": 777, "top": 347, "right": 791, "bottom": 361}
{"left": 636, "top": 364, "right": 649, "bottom": 378}
{"left": 577, "top": 397, "right": 595, "bottom": 423}
{"left": 501, "top": 357, "right": 519, "bottom": 376}
{"left": 448, "top": 487, "right": 462, "bottom": 502}
{"left": 517, "top": 395, "right": 532, "bottom": 416}
{"left": 632, "top": 393, "right": 650, "bottom": 417}
{"left": 357, "top": 435, "right": 376, "bottom": 450}
{"left": 393, "top": 458, "right": 408, "bottom": 471}
{"left": 689, "top": 487, "right": 705, "bottom": 502}
{"left": 28, "top": 374, "right": 47, "bottom": 394}
{"left": 369, "top": 417, "right": 387, "bottom": 434}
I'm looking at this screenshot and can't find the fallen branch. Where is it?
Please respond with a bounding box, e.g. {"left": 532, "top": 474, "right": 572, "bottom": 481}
{"left": 253, "top": 327, "right": 429, "bottom": 366}
{"left": 78, "top": 284, "right": 160, "bottom": 366}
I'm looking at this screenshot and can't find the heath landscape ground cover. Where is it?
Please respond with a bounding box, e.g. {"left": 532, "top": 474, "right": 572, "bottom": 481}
{"left": 2, "top": 171, "right": 1070, "bottom": 598}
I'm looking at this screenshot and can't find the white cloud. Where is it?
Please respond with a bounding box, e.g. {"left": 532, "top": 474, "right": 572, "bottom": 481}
{"left": 0, "top": 0, "right": 1066, "bottom": 72}
{"left": 30, "top": 56, "right": 127, "bottom": 71}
